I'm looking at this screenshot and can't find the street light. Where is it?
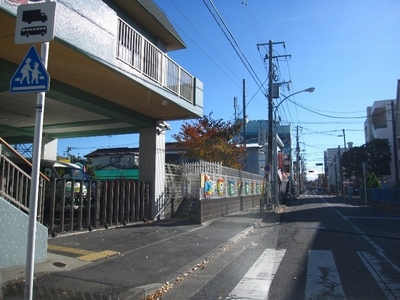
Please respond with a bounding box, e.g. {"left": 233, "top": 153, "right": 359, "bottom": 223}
{"left": 273, "top": 87, "right": 315, "bottom": 120}
{"left": 269, "top": 87, "right": 315, "bottom": 203}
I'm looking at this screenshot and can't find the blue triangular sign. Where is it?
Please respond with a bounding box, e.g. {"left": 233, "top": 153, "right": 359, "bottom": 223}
{"left": 10, "top": 45, "right": 50, "bottom": 93}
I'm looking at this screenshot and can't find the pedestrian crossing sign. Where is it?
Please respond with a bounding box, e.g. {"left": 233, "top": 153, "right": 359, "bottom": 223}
{"left": 10, "top": 45, "right": 50, "bottom": 93}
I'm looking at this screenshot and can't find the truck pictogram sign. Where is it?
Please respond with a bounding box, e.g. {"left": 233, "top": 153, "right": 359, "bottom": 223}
{"left": 22, "top": 9, "right": 48, "bottom": 24}
{"left": 15, "top": 2, "right": 56, "bottom": 44}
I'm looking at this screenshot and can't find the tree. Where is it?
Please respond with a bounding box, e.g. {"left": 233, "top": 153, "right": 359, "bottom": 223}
{"left": 365, "top": 139, "right": 391, "bottom": 177}
{"left": 84, "top": 158, "right": 96, "bottom": 177}
{"left": 366, "top": 172, "right": 381, "bottom": 188}
{"left": 172, "top": 113, "right": 245, "bottom": 169}
{"left": 341, "top": 145, "right": 367, "bottom": 179}
{"left": 341, "top": 138, "right": 391, "bottom": 182}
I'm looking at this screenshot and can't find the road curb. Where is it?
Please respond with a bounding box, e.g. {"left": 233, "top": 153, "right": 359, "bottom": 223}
{"left": 118, "top": 283, "right": 164, "bottom": 300}
{"left": 132, "top": 220, "right": 260, "bottom": 300}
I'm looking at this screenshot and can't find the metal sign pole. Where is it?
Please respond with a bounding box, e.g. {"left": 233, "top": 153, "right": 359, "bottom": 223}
{"left": 24, "top": 41, "right": 49, "bottom": 300}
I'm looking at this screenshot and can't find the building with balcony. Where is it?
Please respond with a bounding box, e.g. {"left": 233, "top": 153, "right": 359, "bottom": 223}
{"left": 0, "top": 0, "right": 203, "bottom": 220}
{"left": 364, "top": 98, "right": 398, "bottom": 186}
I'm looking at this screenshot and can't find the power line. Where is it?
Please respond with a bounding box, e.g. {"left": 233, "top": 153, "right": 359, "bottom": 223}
{"left": 163, "top": 0, "right": 243, "bottom": 89}
{"left": 204, "top": 0, "right": 267, "bottom": 93}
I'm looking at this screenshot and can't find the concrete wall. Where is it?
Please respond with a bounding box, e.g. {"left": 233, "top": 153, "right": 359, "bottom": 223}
{"left": 0, "top": 198, "right": 47, "bottom": 270}
{"left": 196, "top": 195, "right": 258, "bottom": 224}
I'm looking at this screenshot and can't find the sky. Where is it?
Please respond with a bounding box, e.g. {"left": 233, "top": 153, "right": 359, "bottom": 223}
{"left": 58, "top": 0, "right": 400, "bottom": 179}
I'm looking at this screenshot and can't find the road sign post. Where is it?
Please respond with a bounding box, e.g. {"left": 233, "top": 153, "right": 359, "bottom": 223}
{"left": 12, "top": 1, "right": 56, "bottom": 299}
{"left": 24, "top": 43, "right": 49, "bottom": 300}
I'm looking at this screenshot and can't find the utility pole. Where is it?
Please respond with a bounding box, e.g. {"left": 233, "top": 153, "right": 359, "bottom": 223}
{"left": 296, "top": 125, "right": 300, "bottom": 194}
{"left": 338, "top": 145, "right": 343, "bottom": 196}
{"left": 243, "top": 79, "right": 246, "bottom": 169}
{"left": 342, "top": 129, "right": 347, "bottom": 151}
{"left": 267, "top": 41, "right": 274, "bottom": 198}
{"left": 256, "top": 40, "right": 290, "bottom": 201}
{"left": 391, "top": 100, "right": 399, "bottom": 187}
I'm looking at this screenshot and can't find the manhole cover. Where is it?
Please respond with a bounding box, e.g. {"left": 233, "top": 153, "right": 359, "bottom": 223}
{"left": 53, "top": 262, "right": 67, "bottom": 268}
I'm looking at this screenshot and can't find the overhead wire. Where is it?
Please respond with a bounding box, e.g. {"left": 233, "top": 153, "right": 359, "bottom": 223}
{"left": 164, "top": 0, "right": 243, "bottom": 89}
{"left": 203, "top": 0, "right": 266, "bottom": 94}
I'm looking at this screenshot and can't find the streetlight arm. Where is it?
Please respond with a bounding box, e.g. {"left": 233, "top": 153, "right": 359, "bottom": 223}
{"left": 274, "top": 87, "right": 315, "bottom": 117}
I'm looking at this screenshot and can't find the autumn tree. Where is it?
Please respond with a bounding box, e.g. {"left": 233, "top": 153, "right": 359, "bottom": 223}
{"left": 172, "top": 113, "right": 245, "bottom": 169}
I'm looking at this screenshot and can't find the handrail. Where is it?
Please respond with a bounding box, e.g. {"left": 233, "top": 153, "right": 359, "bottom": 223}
{"left": 0, "top": 138, "right": 48, "bottom": 221}
{"left": 0, "top": 137, "right": 49, "bottom": 181}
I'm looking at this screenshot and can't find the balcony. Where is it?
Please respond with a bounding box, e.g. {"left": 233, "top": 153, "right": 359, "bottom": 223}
{"left": 117, "top": 19, "right": 194, "bottom": 104}
{"left": 0, "top": 1, "right": 203, "bottom": 144}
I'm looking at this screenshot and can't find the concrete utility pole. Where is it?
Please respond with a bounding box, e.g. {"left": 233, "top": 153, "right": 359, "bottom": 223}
{"left": 256, "top": 40, "right": 290, "bottom": 201}
{"left": 267, "top": 41, "right": 274, "bottom": 198}
{"left": 243, "top": 79, "right": 246, "bottom": 169}
{"left": 391, "top": 101, "right": 399, "bottom": 187}
{"left": 296, "top": 125, "right": 300, "bottom": 194}
{"left": 342, "top": 129, "right": 347, "bottom": 151}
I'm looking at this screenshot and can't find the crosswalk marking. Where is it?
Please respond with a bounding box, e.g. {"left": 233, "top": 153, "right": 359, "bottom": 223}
{"left": 305, "top": 250, "right": 346, "bottom": 300}
{"left": 358, "top": 251, "right": 400, "bottom": 300}
{"left": 226, "top": 249, "right": 286, "bottom": 300}
{"left": 222, "top": 248, "right": 399, "bottom": 300}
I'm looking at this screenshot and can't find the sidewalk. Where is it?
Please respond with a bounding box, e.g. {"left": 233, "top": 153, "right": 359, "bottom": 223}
{"left": 1, "top": 207, "right": 281, "bottom": 300}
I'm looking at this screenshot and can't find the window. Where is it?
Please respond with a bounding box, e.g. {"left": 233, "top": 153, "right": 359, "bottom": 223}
{"left": 110, "top": 157, "right": 121, "bottom": 164}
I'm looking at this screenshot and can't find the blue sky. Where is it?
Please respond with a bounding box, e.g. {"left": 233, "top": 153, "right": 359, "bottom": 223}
{"left": 58, "top": 0, "right": 400, "bottom": 176}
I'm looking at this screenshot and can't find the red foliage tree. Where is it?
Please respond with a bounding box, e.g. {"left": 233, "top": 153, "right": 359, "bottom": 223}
{"left": 172, "top": 113, "right": 245, "bottom": 169}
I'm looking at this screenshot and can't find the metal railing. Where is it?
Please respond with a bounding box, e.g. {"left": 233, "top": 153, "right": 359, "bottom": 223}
{"left": 46, "top": 179, "right": 150, "bottom": 234}
{"left": 0, "top": 143, "right": 47, "bottom": 222}
{"left": 117, "top": 19, "right": 194, "bottom": 103}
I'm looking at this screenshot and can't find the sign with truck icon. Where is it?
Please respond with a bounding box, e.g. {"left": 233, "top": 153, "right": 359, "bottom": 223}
{"left": 14, "top": 2, "right": 56, "bottom": 44}
{"left": 22, "top": 9, "right": 48, "bottom": 23}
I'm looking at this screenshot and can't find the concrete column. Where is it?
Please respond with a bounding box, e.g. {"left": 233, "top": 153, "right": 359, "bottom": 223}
{"left": 41, "top": 135, "right": 57, "bottom": 161}
{"left": 139, "top": 125, "right": 166, "bottom": 220}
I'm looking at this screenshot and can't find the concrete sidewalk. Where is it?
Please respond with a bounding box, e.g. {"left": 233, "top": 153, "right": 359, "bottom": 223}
{"left": 1, "top": 207, "right": 282, "bottom": 299}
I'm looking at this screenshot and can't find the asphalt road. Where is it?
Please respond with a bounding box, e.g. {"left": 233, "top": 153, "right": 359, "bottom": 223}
{"left": 2, "top": 196, "right": 399, "bottom": 299}
{"left": 161, "top": 195, "right": 400, "bottom": 300}
{"left": 1, "top": 207, "right": 274, "bottom": 299}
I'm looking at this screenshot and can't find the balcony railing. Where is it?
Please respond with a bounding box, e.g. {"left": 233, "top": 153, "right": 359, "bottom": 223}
{"left": 117, "top": 19, "right": 194, "bottom": 104}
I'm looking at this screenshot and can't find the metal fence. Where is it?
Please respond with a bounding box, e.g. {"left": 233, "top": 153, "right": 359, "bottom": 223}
{"left": 181, "top": 161, "right": 265, "bottom": 200}
{"left": 0, "top": 154, "right": 46, "bottom": 222}
{"left": 46, "top": 179, "right": 150, "bottom": 234}
{"left": 116, "top": 19, "right": 194, "bottom": 103}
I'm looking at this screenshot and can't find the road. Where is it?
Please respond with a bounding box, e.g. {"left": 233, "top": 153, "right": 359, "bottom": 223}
{"left": 161, "top": 195, "right": 400, "bottom": 300}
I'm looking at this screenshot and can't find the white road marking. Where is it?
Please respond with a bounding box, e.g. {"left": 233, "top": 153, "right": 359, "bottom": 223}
{"left": 305, "top": 250, "right": 346, "bottom": 300}
{"left": 226, "top": 248, "right": 286, "bottom": 300}
{"left": 358, "top": 251, "right": 400, "bottom": 300}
